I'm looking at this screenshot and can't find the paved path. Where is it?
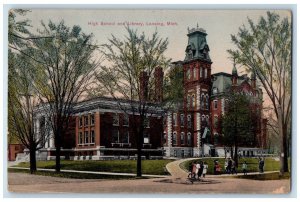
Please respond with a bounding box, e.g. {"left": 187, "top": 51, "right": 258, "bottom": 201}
{"left": 9, "top": 167, "right": 168, "bottom": 178}
{"left": 166, "top": 158, "right": 197, "bottom": 178}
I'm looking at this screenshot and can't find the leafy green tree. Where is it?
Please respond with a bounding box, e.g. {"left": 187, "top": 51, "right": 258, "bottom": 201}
{"left": 12, "top": 20, "right": 99, "bottom": 172}
{"left": 228, "top": 11, "right": 291, "bottom": 173}
{"left": 97, "top": 27, "right": 170, "bottom": 177}
{"left": 222, "top": 93, "right": 257, "bottom": 167}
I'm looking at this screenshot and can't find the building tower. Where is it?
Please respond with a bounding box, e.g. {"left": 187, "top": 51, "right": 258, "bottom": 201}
{"left": 183, "top": 25, "right": 212, "bottom": 156}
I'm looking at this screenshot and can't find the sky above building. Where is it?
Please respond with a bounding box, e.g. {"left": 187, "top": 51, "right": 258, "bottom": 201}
{"left": 17, "top": 9, "right": 291, "bottom": 74}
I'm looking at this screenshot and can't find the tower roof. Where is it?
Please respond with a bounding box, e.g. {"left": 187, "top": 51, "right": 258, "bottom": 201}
{"left": 232, "top": 63, "right": 238, "bottom": 76}
{"left": 184, "top": 24, "right": 211, "bottom": 62}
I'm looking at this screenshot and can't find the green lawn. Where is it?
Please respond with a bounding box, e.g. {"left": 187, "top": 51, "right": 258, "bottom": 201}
{"left": 14, "top": 159, "right": 173, "bottom": 175}
{"left": 8, "top": 168, "right": 140, "bottom": 180}
{"left": 181, "top": 157, "right": 290, "bottom": 175}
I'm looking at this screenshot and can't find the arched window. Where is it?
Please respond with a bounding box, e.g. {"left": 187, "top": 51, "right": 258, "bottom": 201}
{"left": 180, "top": 132, "right": 185, "bottom": 145}
{"left": 200, "top": 67, "right": 203, "bottom": 78}
{"left": 192, "top": 94, "right": 195, "bottom": 108}
{"left": 206, "top": 115, "right": 209, "bottom": 126}
{"left": 187, "top": 95, "right": 191, "bottom": 109}
{"left": 172, "top": 132, "right": 177, "bottom": 146}
{"left": 201, "top": 115, "right": 205, "bottom": 122}
{"left": 187, "top": 115, "right": 192, "bottom": 128}
{"left": 187, "top": 132, "right": 192, "bottom": 145}
{"left": 205, "top": 94, "right": 209, "bottom": 110}
{"left": 193, "top": 67, "right": 197, "bottom": 80}
{"left": 173, "top": 113, "right": 177, "bottom": 126}
{"left": 186, "top": 69, "right": 191, "bottom": 80}
{"left": 204, "top": 68, "right": 207, "bottom": 78}
{"left": 180, "top": 114, "right": 184, "bottom": 127}
{"left": 200, "top": 94, "right": 205, "bottom": 109}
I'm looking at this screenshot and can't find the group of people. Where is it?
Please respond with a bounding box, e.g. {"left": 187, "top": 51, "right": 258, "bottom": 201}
{"left": 188, "top": 161, "right": 208, "bottom": 180}
{"left": 188, "top": 157, "right": 265, "bottom": 178}
{"left": 224, "top": 158, "right": 238, "bottom": 175}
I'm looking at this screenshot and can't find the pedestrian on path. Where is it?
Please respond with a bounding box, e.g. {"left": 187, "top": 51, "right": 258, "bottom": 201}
{"left": 259, "top": 158, "right": 265, "bottom": 173}
{"left": 227, "top": 158, "right": 232, "bottom": 174}
{"left": 242, "top": 161, "right": 248, "bottom": 175}
{"left": 202, "top": 161, "right": 208, "bottom": 178}
{"left": 224, "top": 159, "right": 229, "bottom": 174}
{"left": 231, "top": 160, "right": 237, "bottom": 175}
{"left": 197, "top": 161, "right": 204, "bottom": 180}
{"left": 195, "top": 161, "right": 200, "bottom": 179}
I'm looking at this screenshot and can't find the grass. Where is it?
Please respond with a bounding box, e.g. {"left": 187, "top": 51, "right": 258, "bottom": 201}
{"left": 14, "top": 159, "right": 173, "bottom": 175}
{"left": 8, "top": 168, "right": 141, "bottom": 180}
{"left": 232, "top": 172, "right": 290, "bottom": 180}
{"left": 181, "top": 157, "right": 290, "bottom": 175}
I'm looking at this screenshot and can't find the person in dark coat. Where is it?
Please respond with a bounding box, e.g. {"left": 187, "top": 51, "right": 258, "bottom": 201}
{"left": 197, "top": 161, "right": 204, "bottom": 180}
{"left": 227, "top": 158, "right": 232, "bottom": 174}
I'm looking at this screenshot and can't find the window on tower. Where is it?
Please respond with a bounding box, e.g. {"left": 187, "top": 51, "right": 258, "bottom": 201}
{"left": 186, "top": 69, "right": 191, "bottom": 80}
{"left": 187, "top": 115, "right": 192, "bottom": 128}
{"left": 193, "top": 67, "right": 197, "bottom": 80}
{"left": 200, "top": 67, "right": 203, "bottom": 78}
{"left": 192, "top": 94, "right": 195, "bottom": 108}
{"left": 214, "top": 100, "right": 218, "bottom": 110}
{"left": 204, "top": 68, "right": 207, "bottom": 78}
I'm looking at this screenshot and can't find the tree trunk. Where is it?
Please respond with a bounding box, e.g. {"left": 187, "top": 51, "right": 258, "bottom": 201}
{"left": 278, "top": 107, "right": 289, "bottom": 174}
{"left": 29, "top": 146, "right": 37, "bottom": 174}
{"left": 234, "top": 145, "right": 238, "bottom": 168}
{"left": 55, "top": 130, "right": 61, "bottom": 172}
{"left": 136, "top": 126, "right": 143, "bottom": 177}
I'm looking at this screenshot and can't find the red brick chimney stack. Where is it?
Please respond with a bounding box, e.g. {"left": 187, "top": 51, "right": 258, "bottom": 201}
{"left": 139, "top": 71, "right": 149, "bottom": 102}
{"left": 154, "top": 67, "right": 164, "bottom": 103}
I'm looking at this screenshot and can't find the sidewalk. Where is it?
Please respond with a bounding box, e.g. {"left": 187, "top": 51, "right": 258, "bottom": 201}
{"left": 9, "top": 166, "right": 169, "bottom": 178}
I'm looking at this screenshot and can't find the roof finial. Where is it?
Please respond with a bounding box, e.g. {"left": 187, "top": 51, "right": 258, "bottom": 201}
{"left": 197, "top": 23, "right": 199, "bottom": 28}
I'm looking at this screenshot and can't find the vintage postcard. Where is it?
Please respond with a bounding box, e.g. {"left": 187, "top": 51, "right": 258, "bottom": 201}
{"left": 7, "top": 8, "right": 292, "bottom": 195}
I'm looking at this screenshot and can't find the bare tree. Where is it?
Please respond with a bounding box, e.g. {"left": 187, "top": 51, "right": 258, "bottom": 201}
{"left": 96, "top": 27, "right": 170, "bottom": 177}
{"left": 228, "top": 11, "right": 291, "bottom": 174}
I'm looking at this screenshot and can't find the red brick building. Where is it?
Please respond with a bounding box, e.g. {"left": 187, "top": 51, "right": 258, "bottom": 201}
{"left": 8, "top": 144, "right": 25, "bottom": 161}
{"left": 163, "top": 26, "right": 267, "bottom": 158}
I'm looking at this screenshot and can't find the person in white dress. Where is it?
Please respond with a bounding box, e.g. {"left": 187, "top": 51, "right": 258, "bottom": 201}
{"left": 203, "top": 161, "right": 208, "bottom": 178}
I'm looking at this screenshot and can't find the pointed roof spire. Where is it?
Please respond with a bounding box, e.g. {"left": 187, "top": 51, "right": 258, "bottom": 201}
{"left": 232, "top": 58, "right": 238, "bottom": 76}
{"left": 197, "top": 23, "right": 199, "bottom": 28}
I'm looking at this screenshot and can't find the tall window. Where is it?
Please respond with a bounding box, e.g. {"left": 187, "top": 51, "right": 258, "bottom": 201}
{"left": 186, "top": 69, "right": 191, "bottom": 80}
{"left": 206, "top": 115, "right": 210, "bottom": 126}
{"left": 123, "top": 131, "right": 129, "bottom": 143}
{"left": 84, "top": 131, "right": 89, "bottom": 143}
{"left": 187, "top": 132, "right": 192, "bottom": 145}
{"left": 200, "top": 67, "right": 203, "bottom": 78}
{"left": 204, "top": 68, "right": 207, "bottom": 78}
{"left": 192, "top": 94, "right": 195, "bottom": 108}
{"left": 84, "top": 116, "right": 89, "bottom": 126}
{"left": 205, "top": 95, "right": 209, "bottom": 110}
{"left": 113, "top": 114, "right": 119, "bottom": 126}
{"left": 193, "top": 67, "right": 197, "bottom": 80}
{"left": 90, "top": 114, "right": 95, "bottom": 125}
{"left": 173, "top": 113, "right": 177, "bottom": 126}
{"left": 79, "top": 117, "right": 83, "bottom": 127}
{"left": 112, "top": 129, "right": 119, "bottom": 143}
{"left": 123, "top": 114, "right": 129, "bottom": 126}
{"left": 90, "top": 130, "right": 95, "bottom": 143}
{"left": 143, "top": 132, "right": 150, "bottom": 144}
{"left": 172, "top": 132, "right": 177, "bottom": 145}
{"left": 187, "top": 115, "right": 192, "bottom": 128}
{"left": 200, "top": 94, "right": 204, "bottom": 109}
{"left": 163, "top": 132, "right": 167, "bottom": 145}
{"left": 180, "top": 132, "right": 185, "bottom": 145}
{"left": 214, "top": 100, "right": 218, "bottom": 110}
{"left": 187, "top": 95, "right": 191, "bottom": 109}
{"left": 78, "top": 132, "right": 83, "bottom": 144}
{"left": 180, "top": 114, "right": 184, "bottom": 127}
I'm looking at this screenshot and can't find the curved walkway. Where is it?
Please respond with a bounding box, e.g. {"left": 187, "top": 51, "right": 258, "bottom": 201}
{"left": 166, "top": 158, "right": 197, "bottom": 178}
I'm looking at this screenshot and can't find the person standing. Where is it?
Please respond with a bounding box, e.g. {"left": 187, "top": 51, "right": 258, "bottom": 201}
{"left": 259, "top": 158, "right": 265, "bottom": 173}
{"left": 242, "top": 161, "right": 248, "bottom": 175}
{"left": 203, "top": 161, "right": 208, "bottom": 178}
{"left": 197, "top": 161, "right": 204, "bottom": 180}
{"left": 231, "top": 160, "right": 237, "bottom": 175}
{"left": 195, "top": 161, "right": 200, "bottom": 178}
{"left": 224, "top": 159, "right": 228, "bottom": 174}
{"left": 227, "top": 158, "right": 232, "bottom": 174}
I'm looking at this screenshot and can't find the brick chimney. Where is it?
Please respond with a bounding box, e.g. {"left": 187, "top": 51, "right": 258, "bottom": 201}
{"left": 154, "top": 67, "right": 164, "bottom": 103}
{"left": 139, "top": 71, "right": 149, "bottom": 101}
